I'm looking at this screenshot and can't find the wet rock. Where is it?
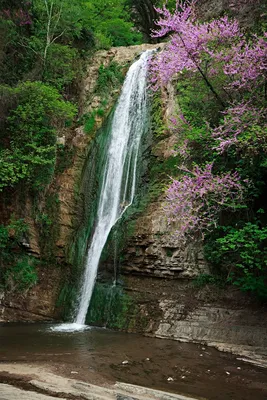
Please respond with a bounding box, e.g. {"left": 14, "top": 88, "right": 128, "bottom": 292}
{"left": 0, "top": 384, "right": 65, "bottom": 400}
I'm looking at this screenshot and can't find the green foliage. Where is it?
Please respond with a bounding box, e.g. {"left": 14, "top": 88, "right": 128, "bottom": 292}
{"left": 0, "top": 217, "right": 35, "bottom": 293}
{"left": 84, "top": 112, "right": 96, "bottom": 134}
{"left": 86, "top": 282, "right": 136, "bottom": 329}
{"left": 151, "top": 90, "right": 166, "bottom": 137}
{"left": 35, "top": 213, "right": 52, "bottom": 236}
{"left": 85, "top": 0, "right": 142, "bottom": 48}
{"left": 98, "top": 18, "right": 142, "bottom": 47}
{"left": 55, "top": 145, "right": 75, "bottom": 174}
{"left": 42, "top": 44, "right": 78, "bottom": 90}
{"left": 193, "top": 273, "right": 224, "bottom": 288}
{"left": 177, "top": 75, "right": 224, "bottom": 128}
{"left": 0, "top": 225, "right": 9, "bottom": 251}
{"left": 4, "top": 256, "right": 38, "bottom": 292}
{"left": 0, "top": 217, "right": 28, "bottom": 262}
{"left": 96, "top": 62, "right": 124, "bottom": 93}
{"left": 33, "top": 192, "right": 61, "bottom": 261}
{"left": 0, "top": 81, "right": 76, "bottom": 191}
{"left": 81, "top": 62, "right": 125, "bottom": 135}
{"left": 94, "top": 31, "right": 113, "bottom": 50}
{"left": 57, "top": 281, "right": 78, "bottom": 320}
{"left": 205, "top": 222, "right": 267, "bottom": 299}
{"left": 150, "top": 154, "right": 180, "bottom": 183}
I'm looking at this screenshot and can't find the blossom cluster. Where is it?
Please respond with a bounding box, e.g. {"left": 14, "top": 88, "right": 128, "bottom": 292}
{"left": 223, "top": 34, "right": 267, "bottom": 91}
{"left": 150, "top": 0, "right": 266, "bottom": 96}
{"left": 212, "top": 103, "right": 267, "bottom": 154}
{"left": 165, "top": 164, "right": 243, "bottom": 240}
{"left": 150, "top": 1, "right": 241, "bottom": 89}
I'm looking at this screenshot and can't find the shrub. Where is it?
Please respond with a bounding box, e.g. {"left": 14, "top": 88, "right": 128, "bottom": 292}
{"left": 4, "top": 256, "right": 38, "bottom": 292}
{"left": 96, "top": 62, "right": 124, "bottom": 93}
{"left": 0, "top": 81, "right": 76, "bottom": 191}
{"left": 205, "top": 222, "right": 267, "bottom": 299}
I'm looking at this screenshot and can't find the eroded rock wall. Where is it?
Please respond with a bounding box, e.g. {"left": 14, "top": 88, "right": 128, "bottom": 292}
{"left": 0, "top": 44, "right": 159, "bottom": 322}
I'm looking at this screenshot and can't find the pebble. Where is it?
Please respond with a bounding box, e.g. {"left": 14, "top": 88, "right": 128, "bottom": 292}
{"left": 226, "top": 371, "right": 230, "bottom": 375}
{"left": 200, "top": 354, "right": 203, "bottom": 357}
{"left": 167, "top": 377, "right": 174, "bottom": 382}
{"left": 237, "top": 367, "right": 241, "bottom": 370}
{"left": 122, "top": 360, "right": 129, "bottom": 365}
{"left": 145, "top": 358, "right": 150, "bottom": 361}
{"left": 71, "top": 371, "right": 78, "bottom": 374}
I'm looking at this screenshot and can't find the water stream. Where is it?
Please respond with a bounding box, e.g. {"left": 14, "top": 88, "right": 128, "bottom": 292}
{"left": 54, "top": 50, "right": 153, "bottom": 331}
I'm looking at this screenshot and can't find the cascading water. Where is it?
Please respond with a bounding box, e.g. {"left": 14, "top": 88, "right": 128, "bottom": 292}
{"left": 53, "top": 50, "right": 153, "bottom": 332}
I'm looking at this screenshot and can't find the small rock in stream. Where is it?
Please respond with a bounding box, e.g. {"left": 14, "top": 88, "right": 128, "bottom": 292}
{"left": 167, "top": 377, "right": 174, "bottom": 382}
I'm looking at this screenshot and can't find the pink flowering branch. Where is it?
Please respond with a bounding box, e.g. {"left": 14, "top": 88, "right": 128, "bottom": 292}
{"left": 165, "top": 163, "right": 244, "bottom": 241}
{"left": 213, "top": 102, "right": 267, "bottom": 154}
{"left": 150, "top": 1, "right": 244, "bottom": 106}
{"left": 222, "top": 34, "right": 267, "bottom": 94}
{"left": 151, "top": 1, "right": 267, "bottom": 104}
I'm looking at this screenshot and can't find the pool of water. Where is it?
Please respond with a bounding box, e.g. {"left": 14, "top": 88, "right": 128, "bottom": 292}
{"left": 0, "top": 323, "right": 267, "bottom": 400}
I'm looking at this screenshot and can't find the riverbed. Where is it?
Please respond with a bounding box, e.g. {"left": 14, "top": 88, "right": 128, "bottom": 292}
{"left": 0, "top": 323, "right": 267, "bottom": 400}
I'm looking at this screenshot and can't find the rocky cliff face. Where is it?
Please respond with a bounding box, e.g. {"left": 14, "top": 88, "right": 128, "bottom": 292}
{"left": 0, "top": 44, "right": 160, "bottom": 322}
{"left": 196, "top": 0, "right": 264, "bottom": 27}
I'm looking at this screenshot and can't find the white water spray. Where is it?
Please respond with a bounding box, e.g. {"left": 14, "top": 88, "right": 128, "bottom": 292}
{"left": 52, "top": 50, "right": 153, "bottom": 332}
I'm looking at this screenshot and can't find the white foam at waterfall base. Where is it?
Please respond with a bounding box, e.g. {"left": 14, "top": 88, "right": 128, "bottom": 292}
{"left": 53, "top": 50, "right": 154, "bottom": 333}
{"left": 50, "top": 323, "right": 90, "bottom": 332}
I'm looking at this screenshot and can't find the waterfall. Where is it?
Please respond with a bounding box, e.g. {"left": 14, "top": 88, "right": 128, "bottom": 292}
{"left": 53, "top": 50, "right": 153, "bottom": 331}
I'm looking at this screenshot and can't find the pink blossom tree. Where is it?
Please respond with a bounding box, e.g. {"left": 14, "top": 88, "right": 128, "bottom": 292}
{"left": 212, "top": 103, "right": 267, "bottom": 155}
{"left": 150, "top": 0, "right": 267, "bottom": 240}
{"left": 150, "top": 1, "right": 267, "bottom": 104}
{"left": 165, "top": 164, "right": 243, "bottom": 241}
{"left": 150, "top": 1, "right": 243, "bottom": 106}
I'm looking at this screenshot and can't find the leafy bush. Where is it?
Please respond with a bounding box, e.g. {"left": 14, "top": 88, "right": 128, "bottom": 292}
{"left": 205, "top": 222, "right": 267, "bottom": 299}
{"left": 0, "top": 217, "right": 30, "bottom": 291}
{"left": 4, "top": 256, "right": 38, "bottom": 292}
{"left": 96, "top": 62, "right": 124, "bottom": 93}
{"left": 0, "top": 217, "right": 28, "bottom": 259}
{"left": 43, "top": 44, "right": 78, "bottom": 90}
{"left": 99, "top": 18, "right": 142, "bottom": 47}
{"left": 0, "top": 81, "right": 76, "bottom": 191}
